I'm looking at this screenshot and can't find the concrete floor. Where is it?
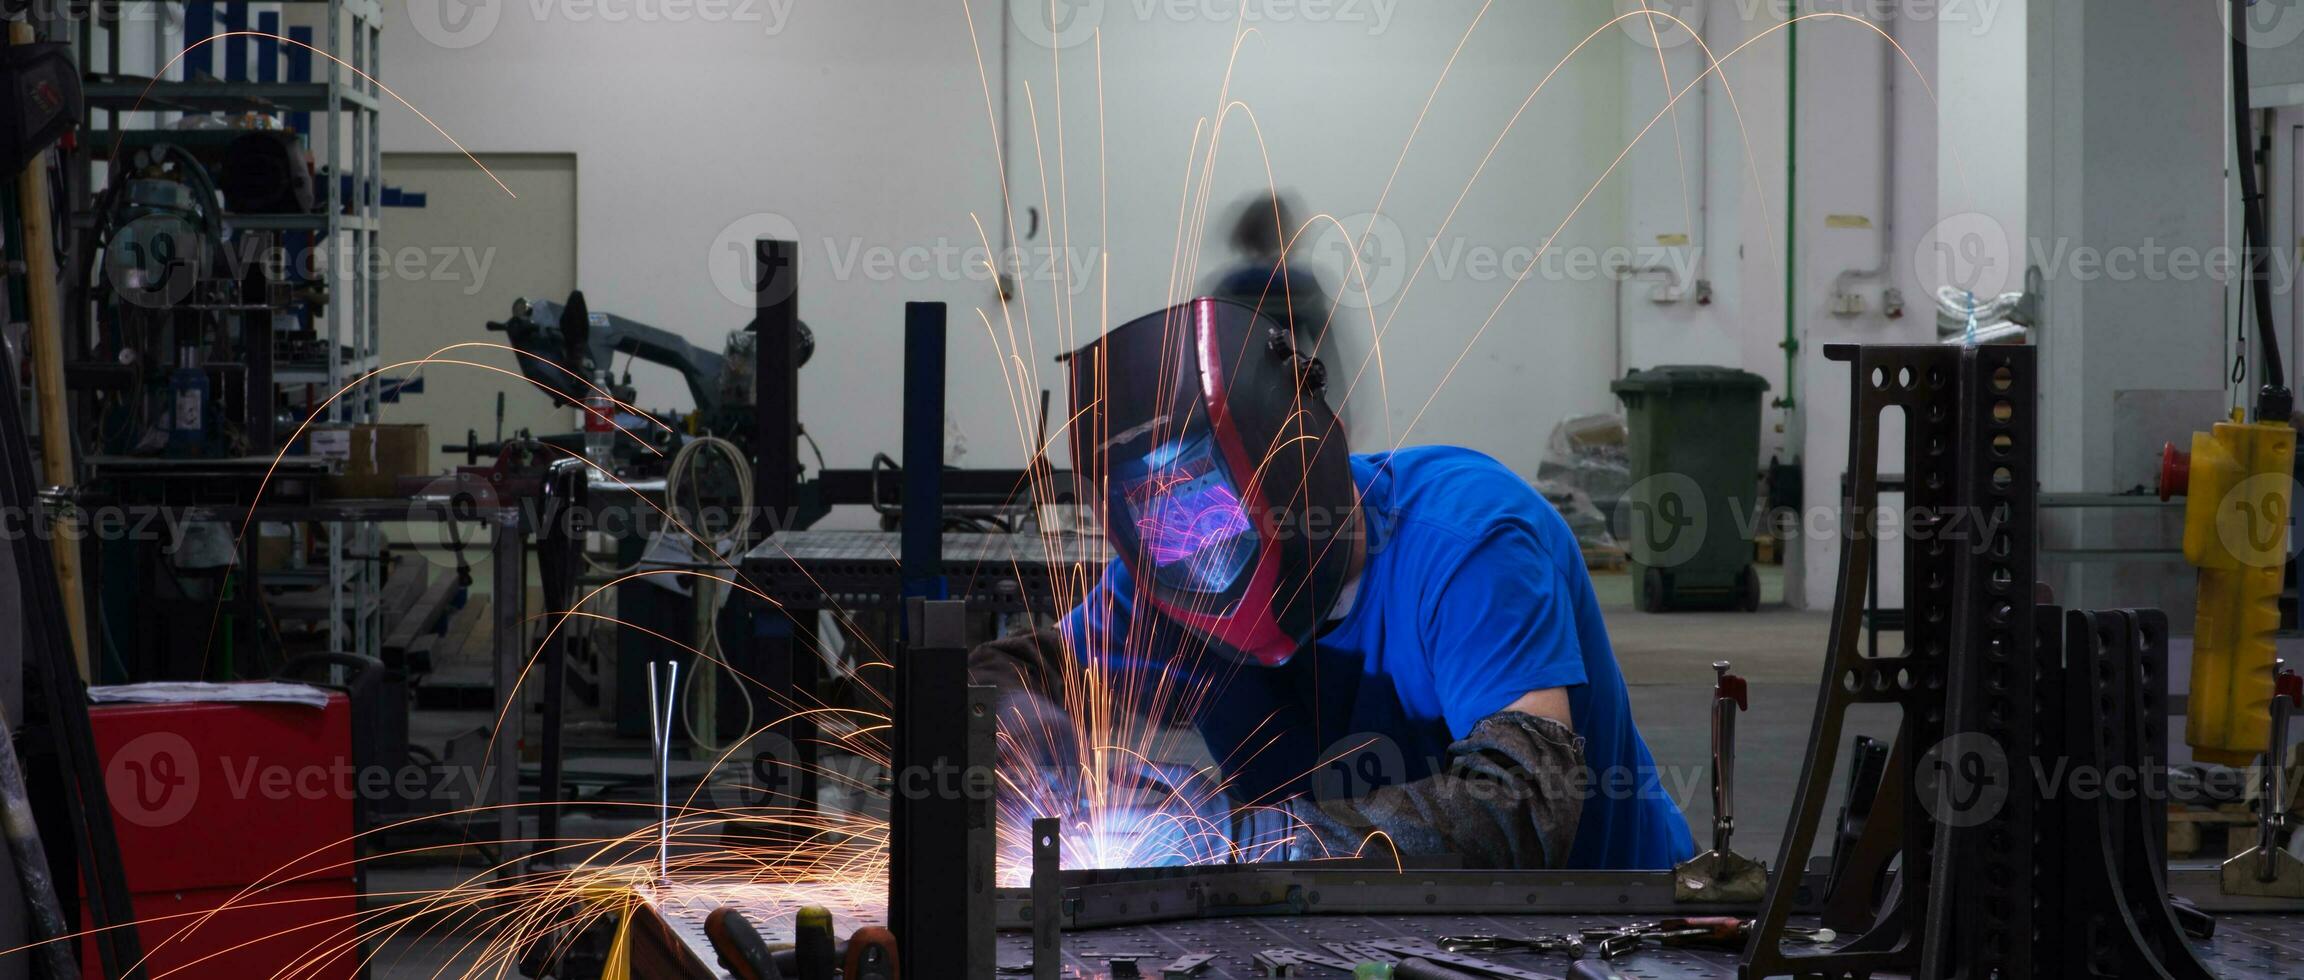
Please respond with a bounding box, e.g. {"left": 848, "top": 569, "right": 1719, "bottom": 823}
{"left": 1592, "top": 564, "right": 1898, "bottom": 863}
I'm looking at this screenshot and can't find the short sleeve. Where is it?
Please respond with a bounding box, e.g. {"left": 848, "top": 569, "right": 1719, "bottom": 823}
{"left": 1422, "top": 525, "right": 1590, "bottom": 737}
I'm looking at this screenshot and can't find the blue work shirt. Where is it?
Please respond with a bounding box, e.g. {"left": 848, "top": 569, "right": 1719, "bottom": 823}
{"left": 1062, "top": 445, "right": 1696, "bottom": 870}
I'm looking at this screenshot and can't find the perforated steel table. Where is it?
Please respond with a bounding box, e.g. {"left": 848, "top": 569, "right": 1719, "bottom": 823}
{"left": 740, "top": 529, "right": 1110, "bottom": 614}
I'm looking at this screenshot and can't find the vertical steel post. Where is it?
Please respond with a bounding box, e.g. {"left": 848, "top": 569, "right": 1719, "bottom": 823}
{"left": 902, "top": 302, "right": 947, "bottom": 602}
{"left": 1032, "top": 817, "right": 1061, "bottom": 980}
{"left": 752, "top": 239, "right": 799, "bottom": 538}
{"left": 891, "top": 598, "right": 977, "bottom": 973}
{"left": 490, "top": 505, "right": 528, "bottom": 871}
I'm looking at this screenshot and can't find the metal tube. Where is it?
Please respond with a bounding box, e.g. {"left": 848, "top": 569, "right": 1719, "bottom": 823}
{"left": 1712, "top": 661, "right": 1736, "bottom": 855}
{"left": 491, "top": 507, "right": 526, "bottom": 872}
{"left": 752, "top": 239, "right": 799, "bottom": 539}
{"left": 902, "top": 302, "right": 948, "bottom": 601}
{"left": 2262, "top": 662, "right": 2292, "bottom": 884}
{"left": 0, "top": 698, "right": 79, "bottom": 980}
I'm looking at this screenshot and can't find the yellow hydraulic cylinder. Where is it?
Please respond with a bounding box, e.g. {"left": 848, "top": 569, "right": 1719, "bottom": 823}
{"left": 2171, "top": 410, "right": 2296, "bottom": 767}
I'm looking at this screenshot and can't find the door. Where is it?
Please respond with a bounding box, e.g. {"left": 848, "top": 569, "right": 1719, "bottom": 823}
{"left": 375, "top": 153, "right": 577, "bottom": 577}
{"left": 376, "top": 152, "right": 578, "bottom": 450}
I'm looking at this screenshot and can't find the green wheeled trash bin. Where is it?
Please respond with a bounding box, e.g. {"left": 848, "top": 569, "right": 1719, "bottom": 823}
{"left": 1610, "top": 365, "right": 1771, "bottom": 612}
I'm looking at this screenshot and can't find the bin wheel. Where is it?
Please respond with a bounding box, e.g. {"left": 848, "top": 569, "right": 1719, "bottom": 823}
{"left": 1737, "top": 564, "right": 1762, "bottom": 612}
{"left": 1641, "top": 567, "right": 1670, "bottom": 613}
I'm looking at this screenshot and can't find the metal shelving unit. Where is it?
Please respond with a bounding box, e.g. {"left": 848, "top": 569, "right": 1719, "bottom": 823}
{"left": 66, "top": 0, "right": 388, "bottom": 661}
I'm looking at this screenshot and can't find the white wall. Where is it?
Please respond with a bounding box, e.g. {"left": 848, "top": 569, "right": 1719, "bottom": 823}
{"left": 381, "top": 1, "right": 1009, "bottom": 473}
{"left": 1608, "top": 1, "right": 1956, "bottom": 609}
{"left": 1617, "top": 0, "right": 1787, "bottom": 451}
{"left": 1000, "top": 1, "right": 1628, "bottom": 479}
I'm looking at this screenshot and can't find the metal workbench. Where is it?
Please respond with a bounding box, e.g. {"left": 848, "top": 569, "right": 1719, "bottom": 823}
{"left": 622, "top": 864, "right": 2304, "bottom": 979}
{"left": 739, "top": 528, "right": 1110, "bottom": 614}
{"left": 986, "top": 912, "right": 2304, "bottom": 978}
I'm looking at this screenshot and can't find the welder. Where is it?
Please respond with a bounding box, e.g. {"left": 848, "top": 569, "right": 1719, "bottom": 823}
{"left": 971, "top": 297, "right": 1696, "bottom": 870}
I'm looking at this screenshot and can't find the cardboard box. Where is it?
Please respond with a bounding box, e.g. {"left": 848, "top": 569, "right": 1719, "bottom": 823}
{"left": 311, "top": 423, "right": 429, "bottom": 498}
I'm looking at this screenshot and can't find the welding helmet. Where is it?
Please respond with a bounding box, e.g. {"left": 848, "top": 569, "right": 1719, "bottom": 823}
{"left": 1067, "top": 297, "right": 1358, "bottom": 667}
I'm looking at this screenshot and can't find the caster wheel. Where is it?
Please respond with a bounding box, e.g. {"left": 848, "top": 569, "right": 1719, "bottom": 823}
{"left": 1640, "top": 567, "right": 1670, "bottom": 613}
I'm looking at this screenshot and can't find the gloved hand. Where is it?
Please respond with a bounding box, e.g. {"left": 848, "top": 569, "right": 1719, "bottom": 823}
{"left": 1284, "top": 710, "right": 1585, "bottom": 869}
{"left": 969, "top": 627, "right": 1085, "bottom": 806}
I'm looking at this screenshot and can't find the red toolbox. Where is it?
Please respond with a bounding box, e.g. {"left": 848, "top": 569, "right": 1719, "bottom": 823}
{"left": 82, "top": 693, "right": 362, "bottom": 980}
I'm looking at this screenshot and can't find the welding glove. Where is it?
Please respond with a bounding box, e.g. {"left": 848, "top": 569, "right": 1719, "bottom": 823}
{"left": 969, "top": 627, "right": 1085, "bottom": 797}
{"left": 967, "top": 626, "right": 1072, "bottom": 703}
{"left": 1284, "top": 710, "right": 1585, "bottom": 870}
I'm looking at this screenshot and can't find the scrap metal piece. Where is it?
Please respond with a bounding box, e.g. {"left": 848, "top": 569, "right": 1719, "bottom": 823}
{"left": 1255, "top": 948, "right": 1358, "bottom": 972}
{"left": 1159, "top": 953, "right": 1216, "bottom": 978}
{"left": 1363, "top": 940, "right": 1559, "bottom": 979}
{"left": 1323, "top": 941, "right": 1405, "bottom": 963}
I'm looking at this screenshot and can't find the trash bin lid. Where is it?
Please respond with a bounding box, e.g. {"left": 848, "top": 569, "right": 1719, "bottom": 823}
{"left": 1610, "top": 365, "right": 1772, "bottom": 396}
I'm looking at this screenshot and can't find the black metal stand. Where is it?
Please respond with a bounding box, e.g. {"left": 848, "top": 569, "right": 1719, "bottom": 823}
{"left": 1741, "top": 345, "right": 2213, "bottom": 979}
{"left": 889, "top": 597, "right": 994, "bottom": 977}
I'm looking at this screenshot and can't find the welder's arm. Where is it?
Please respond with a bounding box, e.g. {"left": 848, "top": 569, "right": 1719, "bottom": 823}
{"left": 966, "top": 625, "right": 1196, "bottom": 726}
{"left": 967, "top": 625, "right": 1072, "bottom": 702}
{"left": 1288, "top": 705, "right": 1584, "bottom": 869}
